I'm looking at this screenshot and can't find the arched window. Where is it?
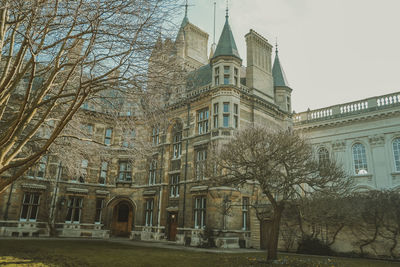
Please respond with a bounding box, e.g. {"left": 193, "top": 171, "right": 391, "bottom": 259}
{"left": 393, "top": 138, "right": 400, "bottom": 172}
{"left": 318, "top": 147, "right": 329, "bottom": 164}
{"left": 352, "top": 143, "right": 368, "bottom": 174}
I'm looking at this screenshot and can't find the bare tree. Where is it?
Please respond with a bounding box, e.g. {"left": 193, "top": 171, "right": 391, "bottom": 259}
{"left": 208, "top": 126, "right": 352, "bottom": 260}
{"left": 0, "top": 0, "right": 181, "bottom": 192}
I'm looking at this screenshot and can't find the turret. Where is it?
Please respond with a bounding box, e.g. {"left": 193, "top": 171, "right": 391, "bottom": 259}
{"left": 210, "top": 9, "right": 242, "bottom": 87}
{"left": 175, "top": 3, "right": 209, "bottom": 71}
{"left": 272, "top": 46, "right": 292, "bottom": 113}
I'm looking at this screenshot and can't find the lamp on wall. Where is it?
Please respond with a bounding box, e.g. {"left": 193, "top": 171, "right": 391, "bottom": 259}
{"left": 58, "top": 196, "right": 66, "bottom": 209}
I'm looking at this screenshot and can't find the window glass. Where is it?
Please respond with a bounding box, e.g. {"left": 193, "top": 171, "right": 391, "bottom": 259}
{"left": 223, "top": 114, "right": 229, "bottom": 127}
{"left": 223, "top": 103, "right": 229, "bottom": 113}
{"left": 352, "top": 143, "right": 368, "bottom": 174}
{"left": 318, "top": 147, "right": 330, "bottom": 164}
{"left": 393, "top": 138, "right": 400, "bottom": 172}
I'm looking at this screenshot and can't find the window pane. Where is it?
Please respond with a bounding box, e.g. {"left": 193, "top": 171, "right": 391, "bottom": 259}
{"left": 393, "top": 138, "right": 400, "bottom": 172}
{"left": 20, "top": 205, "right": 29, "bottom": 220}
{"left": 223, "top": 103, "right": 229, "bottom": 113}
{"left": 224, "top": 66, "right": 230, "bottom": 73}
{"left": 29, "top": 206, "right": 38, "bottom": 220}
{"left": 224, "top": 75, "right": 229, "bottom": 84}
{"left": 352, "top": 143, "right": 368, "bottom": 174}
{"left": 105, "top": 129, "right": 112, "bottom": 137}
{"left": 223, "top": 115, "right": 229, "bottom": 127}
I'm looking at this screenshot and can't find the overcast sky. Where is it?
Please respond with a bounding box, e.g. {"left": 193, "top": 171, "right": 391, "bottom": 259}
{"left": 180, "top": 0, "right": 400, "bottom": 112}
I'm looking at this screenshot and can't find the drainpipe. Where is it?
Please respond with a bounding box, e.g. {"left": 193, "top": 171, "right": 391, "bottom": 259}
{"left": 3, "top": 182, "right": 14, "bottom": 221}
{"left": 4, "top": 167, "right": 17, "bottom": 221}
{"left": 157, "top": 142, "right": 165, "bottom": 233}
{"left": 182, "top": 101, "right": 190, "bottom": 228}
{"left": 50, "top": 162, "right": 62, "bottom": 227}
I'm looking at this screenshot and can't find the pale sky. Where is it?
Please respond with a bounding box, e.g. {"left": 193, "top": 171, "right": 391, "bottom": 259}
{"left": 180, "top": 0, "right": 400, "bottom": 112}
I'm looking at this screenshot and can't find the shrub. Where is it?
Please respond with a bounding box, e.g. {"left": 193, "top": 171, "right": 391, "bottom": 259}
{"left": 297, "top": 236, "right": 333, "bottom": 256}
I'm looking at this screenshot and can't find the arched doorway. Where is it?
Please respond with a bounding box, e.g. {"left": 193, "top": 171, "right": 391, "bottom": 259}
{"left": 111, "top": 201, "right": 134, "bottom": 237}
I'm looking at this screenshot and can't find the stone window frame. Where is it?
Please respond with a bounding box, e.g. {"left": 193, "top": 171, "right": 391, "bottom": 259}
{"left": 99, "top": 162, "right": 108, "bottom": 185}
{"left": 144, "top": 198, "right": 154, "bottom": 227}
{"left": 197, "top": 108, "right": 209, "bottom": 135}
{"left": 65, "top": 196, "right": 83, "bottom": 224}
{"left": 27, "top": 155, "right": 48, "bottom": 179}
{"left": 172, "top": 124, "right": 182, "bottom": 159}
{"left": 351, "top": 142, "right": 369, "bottom": 175}
{"left": 392, "top": 137, "right": 400, "bottom": 172}
{"left": 19, "top": 192, "right": 41, "bottom": 222}
{"left": 169, "top": 174, "right": 180, "bottom": 197}
{"left": 152, "top": 126, "right": 160, "bottom": 146}
{"left": 104, "top": 128, "right": 113, "bottom": 145}
{"left": 94, "top": 198, "right": 105, "bottom": 224}
{"left": 118, "top": 161, "right": 132, "bottom": 182}
{"left": 148, "top": 160, "right": 157, "bottom": 185}
{"left": 214, "top": 66, "right": 220, "bottom": 86}
{"left": 213, "top": 103, "right": 219, "bottom": 128}
{"left": 195, "top": 148, "right": 207, "bottom": 180}
{"left": 317, "top": 147, "right": 330, "bottom": 164}
{"left": 242, "top": 197, "right": 250, "bottom": 231}
{"left": 223, "top": 102, "right": 230, "bottom": 128}
{"left": 233, "top": 103, "right": 239, "bottom": 128}
{"left": 194, "top": 196, "right": 206, "bottom": 229}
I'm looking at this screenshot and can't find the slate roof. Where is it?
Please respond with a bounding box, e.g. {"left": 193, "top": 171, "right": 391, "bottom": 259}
{"left": 212, "top": 16, "right": 241, "bottom": 60}
{"left": 272, "top": 50, "right": 290, "bottom": 88}
{"left": 186, "top": 64, "right": 212, "bottom": 90}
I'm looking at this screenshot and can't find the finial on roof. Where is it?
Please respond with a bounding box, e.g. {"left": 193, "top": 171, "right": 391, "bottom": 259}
{"left": 225, "top": 0, "right": 229, "bottom": 19}
{"left": 185, "top": 0, "right": 188, "bottom": 18}
{"left": 275, "top": 37, "right": 278, "bottom": 54}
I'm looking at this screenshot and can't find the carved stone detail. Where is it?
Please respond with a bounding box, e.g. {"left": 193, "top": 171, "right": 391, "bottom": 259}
{"left": 369, "top": 135, "right": 385, "bottom": 147}
{"left": 332, "top": 140, "right": 346, "bottom": 151}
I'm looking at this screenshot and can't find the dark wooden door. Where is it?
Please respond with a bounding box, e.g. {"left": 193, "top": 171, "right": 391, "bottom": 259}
{"left": 168, "top": 213, "right": 178, "bottom": 241}
{"left": 112, "top": 202, "right": 132, "bottom": 237}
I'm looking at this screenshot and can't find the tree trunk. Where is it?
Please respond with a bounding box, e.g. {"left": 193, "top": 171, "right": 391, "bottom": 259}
{"left": 267, "top": 205, "right": 284, "bottom": 261}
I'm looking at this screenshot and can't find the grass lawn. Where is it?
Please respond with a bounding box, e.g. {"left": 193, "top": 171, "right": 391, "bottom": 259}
{"left": 0, "top": 239, "right": 399, "bottom": 267}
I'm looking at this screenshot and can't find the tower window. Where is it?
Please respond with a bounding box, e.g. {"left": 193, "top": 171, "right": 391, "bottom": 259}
{"left": 213, "top": 103, "right": 219, "bottom": 128}
{"left": 224, "top": 66, "right": 230, "bottom": 84}
{"left": 214, "top": 67, "right": 220, "bottom": 86}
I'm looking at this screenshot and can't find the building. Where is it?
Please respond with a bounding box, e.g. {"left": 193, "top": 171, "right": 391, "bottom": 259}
{"left": 1, "top": 7, "right": 399, "bottom": 252}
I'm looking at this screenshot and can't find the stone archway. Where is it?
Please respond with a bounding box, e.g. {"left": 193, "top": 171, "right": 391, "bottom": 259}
{"left": 108, "top": 198, "right": 135, "bottom": 237}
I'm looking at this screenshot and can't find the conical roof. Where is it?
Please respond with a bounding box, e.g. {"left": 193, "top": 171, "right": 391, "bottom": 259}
{"left": 212, "top": 15, "right": 240, "bottom": 60}
{"left": 272, "top": 49, "right": 290, "bottom": 87}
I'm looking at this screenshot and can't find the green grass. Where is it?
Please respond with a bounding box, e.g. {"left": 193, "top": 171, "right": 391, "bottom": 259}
{"left": 0, "top": 239, "right": 398, "bottom": 267}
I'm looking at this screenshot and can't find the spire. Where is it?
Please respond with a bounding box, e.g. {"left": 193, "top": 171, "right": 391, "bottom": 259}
{"left": 180, "top": 0, "right": 189, "bottom": 29}
{"left": 212, "top": 3, "right": 241, "bottom": 60}
{"left": 225, "top": 0, "right": 229, "bottom": 19}
{"left": 272, "top": 45, "right": 290, "bottom": 88}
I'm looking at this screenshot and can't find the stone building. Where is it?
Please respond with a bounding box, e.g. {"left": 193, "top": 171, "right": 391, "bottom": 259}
{"left": 1, "top": 8, "right": 400, "bottom": 252}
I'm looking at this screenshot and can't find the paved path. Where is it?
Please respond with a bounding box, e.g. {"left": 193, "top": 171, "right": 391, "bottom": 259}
{"left": 0, "top": 237, "right": 265, "bottom": 254}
